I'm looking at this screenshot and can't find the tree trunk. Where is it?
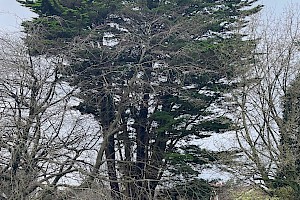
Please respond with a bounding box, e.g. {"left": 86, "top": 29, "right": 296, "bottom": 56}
{"left": 101, "top": 94, "right": 120, "bottom": 200}
{"left": 146, "top": 131, "right": 167, "bottom": 197}
{"left": 105, "top": 134, "right": 120, "bottom": 200}
{"left": 123, "top": 129, "right": 134, "bottom": 198}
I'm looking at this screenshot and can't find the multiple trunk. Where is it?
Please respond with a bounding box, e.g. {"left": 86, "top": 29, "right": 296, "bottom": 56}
{"left": 97, "top": 94, "right": 169, "bottom": 199}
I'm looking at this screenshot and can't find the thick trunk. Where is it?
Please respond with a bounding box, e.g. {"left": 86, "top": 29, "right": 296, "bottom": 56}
{"left": 105, "top": 134, "right": 120, "bottom": 199}
{"left": 136, "top": 105, "right": 148, "bottom": 179}
{"left": 135, "top": 96, "right": 150, "bottom": 199}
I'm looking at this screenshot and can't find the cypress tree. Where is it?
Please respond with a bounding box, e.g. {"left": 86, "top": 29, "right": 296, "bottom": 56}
{"left": 19, "top": 0, "right": 262, "bottom": 199}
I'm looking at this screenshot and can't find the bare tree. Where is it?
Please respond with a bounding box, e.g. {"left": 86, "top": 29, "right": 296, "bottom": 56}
{"left": 0, "top": 35, "right": 101, "bottom": 200}
{"left": 232, "top": 4, "right": 300, "bottom": 197}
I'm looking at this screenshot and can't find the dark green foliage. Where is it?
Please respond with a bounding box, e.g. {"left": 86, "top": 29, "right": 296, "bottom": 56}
{"left": 166, "top": 147, "right": 218, "bottom": 177}
{"left": 158, "top": 179, "right": 213, "bottom": 200}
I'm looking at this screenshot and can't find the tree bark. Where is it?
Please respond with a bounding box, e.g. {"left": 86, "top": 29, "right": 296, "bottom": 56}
{"left": 101, "top": 94, "right": 120, "bottom": 200}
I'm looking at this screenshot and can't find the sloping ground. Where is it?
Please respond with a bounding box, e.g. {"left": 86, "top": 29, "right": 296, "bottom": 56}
{"left": 216, "top": 184, "right": 294, "bottom": 200}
